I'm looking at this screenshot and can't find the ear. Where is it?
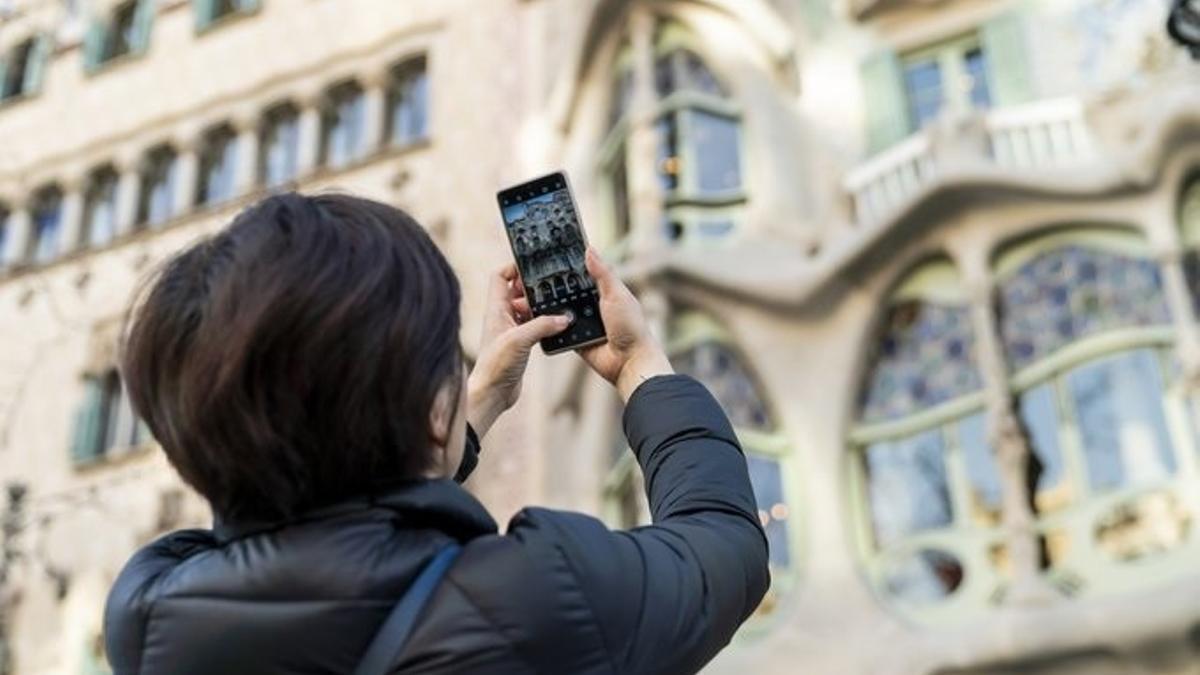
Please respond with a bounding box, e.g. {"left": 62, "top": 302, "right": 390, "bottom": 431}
{"left": 428, "top": 379, "right": 456, "bottom": 450}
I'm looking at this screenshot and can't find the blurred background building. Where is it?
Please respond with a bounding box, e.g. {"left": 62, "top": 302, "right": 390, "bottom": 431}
{"left": 0, "top": 0, "right": 1197, "bottom": 672}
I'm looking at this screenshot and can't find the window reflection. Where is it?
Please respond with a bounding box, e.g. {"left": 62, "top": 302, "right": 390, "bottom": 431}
{"left": 1019, "top": 382, "right": 1070, "bottom": 512}
{"left": 83, "top": 168, "right": 118, "bottom": 248}
{"left": 958, "top": 412, "right": 1001, "bottom": 525}
{"left": 865, "top": 429, "right": 953, "bottom": 547}
{"left": 261, "top": 104, "right": 300, "bottom": 188}
{"left": 1067, "top": 349, "right": 1176, "bottom": 492}
{"left": 747, "top": 455, "right": 790, "bottom": 569}
{"left": 322, "top": 82, "right": 366, "bottom": 169}
{"left": 691, "top": 110, "right": 741, "bottom": 195}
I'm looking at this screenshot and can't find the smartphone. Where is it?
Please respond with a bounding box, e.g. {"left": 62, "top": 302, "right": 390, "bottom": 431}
{"left": 497, "top": 171, "right": 607, "bottom": 354}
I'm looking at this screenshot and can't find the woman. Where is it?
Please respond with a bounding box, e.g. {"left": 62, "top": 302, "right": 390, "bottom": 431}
{"left": 104, "top": 193, "right": 769, "bottom": 674}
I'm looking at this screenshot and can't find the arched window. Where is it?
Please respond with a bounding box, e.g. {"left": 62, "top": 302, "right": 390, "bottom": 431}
{"left": 601, "top": 21, "right": 744, "bottom": 249}
{"left": 995, "top": 231, "right": 1187, "bottom": 565}
{"left": 82, "top": 165, "right": 119, "bottom": 248}
{"left": 321, "top": 81, "right": 366, "bottom": 169}
{"left": 196, "top": 123, "right": 239, "bottom": 206}
{"left": 137, "top": 144, "right": 177, "bottom": 229}
{"left": 29, "top": 185, "right": 63, "bottom": 265}
{"left": 259, "top": 102, "right": 300, "bottom": 188}
{"left": 603, "top": 312, "right": 794, "bottom": 615}
{"left": 852, "top": 258, "right": 987, "bottom": 609}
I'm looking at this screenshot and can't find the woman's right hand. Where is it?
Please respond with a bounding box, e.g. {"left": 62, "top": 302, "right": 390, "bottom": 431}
{"left": 578, "top": 248, "right": 674, "bottom": 402}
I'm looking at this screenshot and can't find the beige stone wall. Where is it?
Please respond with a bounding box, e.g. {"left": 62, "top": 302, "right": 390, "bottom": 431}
{"left": 0, "top": 0, "right": 1197, "bottom": 673}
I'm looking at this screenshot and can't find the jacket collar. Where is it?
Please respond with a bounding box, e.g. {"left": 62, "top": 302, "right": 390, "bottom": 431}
{"left": 212, "top": 478, "right": 499, "bottom": 544}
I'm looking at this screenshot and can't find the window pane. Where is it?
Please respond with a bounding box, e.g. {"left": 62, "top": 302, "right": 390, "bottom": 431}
{"left": 654, "top": 51, "right": 676, "bottom": 99}
{"left": 141, "top": 149, "right": 176, "bottom": 227}
{"left": 690, "top": 110, "right": 741, "bottom": 194}
{"left": 1067, "top": 350, "right": 1176, "bottom": 492}
{"left": 32, "top": 196, "right": 61, "bottom": 263}
{"left": 865, "top": 429, "right": 953, "bottom": 547}
{"left": 860, "top": 301, "right": 982, "bottom": 423}
{"left": 656, "top": 115, "right": 680, "bottom": 192}
{"left": 696, "top": 219, "right": 734, "bottom": 238}
{"left": 84, "top": 172, "right": 118, "bottom": 248}
{"left": 1019, "top": 382, "right": 1070, "bottom": 511}
{"left": 682, "top": 50, "right": 726, "bottom": 97}
{"left": 962, "top": 48, "right": 992, "bottom": 109}
{"left": 883, "top": 549, "right": 963, "bottom": 604}
{"left": 998, "top": 246, "right": 1171, "bottom": 371}
{"left": 262, "top": 109, "right": 300, "bottom": 187}
{"left": 958, "top": 412, "right": 1002, "bottom": 524}
{"left": 325, "top": 88, "right": 365, "bottom": 168}
{"left": 199, "top": 130, "right": 238, "bottom": 204}
{"left": 903, "top": 59, "right": 943, "bottom": 130}
{"left": 747, "top": 455, "right": 791, "bottom": 569}
{"left": 389, "top": 61, "right": 428, "bottom": 146}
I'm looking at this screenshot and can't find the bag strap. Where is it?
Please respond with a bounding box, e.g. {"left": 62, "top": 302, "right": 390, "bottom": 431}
{"left": 353, "top": 544, "right": 462, "bottom": 675}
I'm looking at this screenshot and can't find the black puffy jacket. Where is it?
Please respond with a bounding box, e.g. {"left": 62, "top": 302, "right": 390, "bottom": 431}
{"left": 104, "top": 375, "right": 771, "bottom": 674}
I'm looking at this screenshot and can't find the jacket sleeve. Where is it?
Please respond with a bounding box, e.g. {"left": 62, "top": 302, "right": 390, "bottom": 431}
{"left": 508, "top": 374, "right": 770, "bottom": 674}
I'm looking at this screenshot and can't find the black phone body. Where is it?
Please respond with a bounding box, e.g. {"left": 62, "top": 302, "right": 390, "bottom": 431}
{"left": 497, "top": 172, "right": 607, "bottom": 354}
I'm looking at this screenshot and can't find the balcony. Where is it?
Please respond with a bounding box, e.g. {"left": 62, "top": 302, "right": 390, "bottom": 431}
{"left": 844, "top": 98, "right": 1096, "bottom": 227}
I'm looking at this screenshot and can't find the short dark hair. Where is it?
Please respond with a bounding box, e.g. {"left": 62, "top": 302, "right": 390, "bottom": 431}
{"left": 122, "top": 193, "right": 463, "bottom": 521}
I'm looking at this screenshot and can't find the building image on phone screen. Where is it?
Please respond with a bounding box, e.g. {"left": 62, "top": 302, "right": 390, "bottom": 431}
{"left": 503, "top": 189, "right": 594, "bottom": 310}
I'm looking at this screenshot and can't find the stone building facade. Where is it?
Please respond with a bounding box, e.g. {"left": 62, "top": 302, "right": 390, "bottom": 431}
{"left": 0, "top": 0, "right": 1198, "bottom": 673}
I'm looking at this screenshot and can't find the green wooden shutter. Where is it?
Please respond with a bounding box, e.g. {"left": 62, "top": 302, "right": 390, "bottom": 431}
{"left": 131, "top": 0, "right": 156, "bottom": 55}
{"left": 0, "top": 56, "right": 9, "bottom": 100}
{"left": 69, "top": 378, "right": 104, "bottom": 465}
{"left": 861, "top": 50, "right": 910, "bottom": 153}
{"left": 194, "top": 0, "right": 215, "bottom": 30}
{"left": 236, "top": 0, "right": 261, "bottom": 12}
{"left": 83, "top": 19, "right": 106, "bottom": 73}
{"left": 23, "top": 35, "right": 50, "bottom": 95}
{"left": 981, "top": 9, "right": 1035, "bottom": 107}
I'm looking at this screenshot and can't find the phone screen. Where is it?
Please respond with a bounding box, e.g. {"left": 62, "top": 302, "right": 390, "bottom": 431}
{"left": 497, "top": 172, "right": 607, "bottom": 354}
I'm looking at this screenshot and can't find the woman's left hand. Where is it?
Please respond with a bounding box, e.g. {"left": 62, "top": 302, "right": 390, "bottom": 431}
{"left": 467, "top": 264, "right": 570, "bottom": 438}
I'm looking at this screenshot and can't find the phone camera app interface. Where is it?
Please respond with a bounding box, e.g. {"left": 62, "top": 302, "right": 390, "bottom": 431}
{"left": 501, "top": 181, "right": 603, "bottom": 348}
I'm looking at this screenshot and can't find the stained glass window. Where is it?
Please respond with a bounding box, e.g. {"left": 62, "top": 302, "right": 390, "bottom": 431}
{"left": 864, "top": 429, "right": 953, "bottom": 547}
{"left": 997, "top": 246, "right": 1170, "bottom": 371}
{"left": 859, "top": 300, "right": 983, "bottom": 423}
{"left": 671, "top": 341, "right": 773, "bottom": 431}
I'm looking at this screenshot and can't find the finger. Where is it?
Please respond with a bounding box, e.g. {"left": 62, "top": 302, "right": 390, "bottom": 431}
{"left": 507, "top": 276, "right": 526, "bottom": 301}
{"left": 510, "top": 296, "right": 531, "bottom": 318}
{"left": 487, "top": 265, "right": 513, "bottom": 308}
{"left": 585, "top": 247, "right": 624, "bottom": 299}
{"left": 509, "top": 314, "right": 570, "bottom": 347}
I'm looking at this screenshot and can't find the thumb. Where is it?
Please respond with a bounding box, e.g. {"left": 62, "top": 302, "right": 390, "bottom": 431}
{"left": 509, "top": 314, "right": 570, "bottom": 348}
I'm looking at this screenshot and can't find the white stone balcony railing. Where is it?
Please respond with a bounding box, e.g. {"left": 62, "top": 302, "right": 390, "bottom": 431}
{"left": 844, "top": 98, "right": 1095, "bottom": 227}
{"left": 987, "top": 97, "right": 1095, "bottom": 169}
